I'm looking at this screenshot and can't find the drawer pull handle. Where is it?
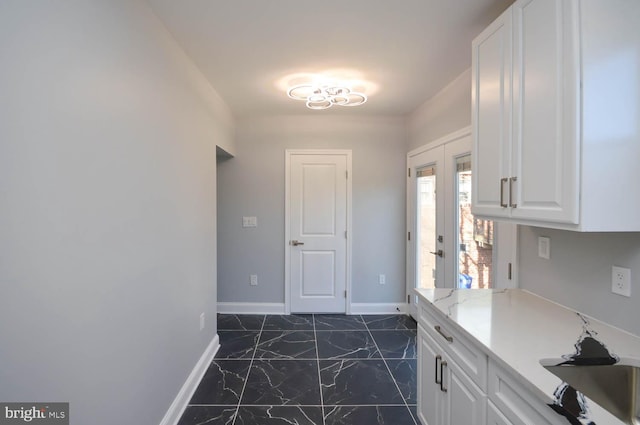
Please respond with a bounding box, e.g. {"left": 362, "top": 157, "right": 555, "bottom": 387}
{"left": 434, "top": 325, "right": 453, "bottom": 343}
{"left": 435, "top": 354, "right": 442, "bottom": 385}
{"left": 440, "top": 360, "right": 448, "bottom": 392}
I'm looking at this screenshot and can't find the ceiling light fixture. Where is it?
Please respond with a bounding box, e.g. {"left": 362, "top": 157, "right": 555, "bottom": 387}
{"left": 287, "top": 84, "right": 367, "bottom": 110}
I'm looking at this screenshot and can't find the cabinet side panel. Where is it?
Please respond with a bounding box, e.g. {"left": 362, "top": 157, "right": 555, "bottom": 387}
{"left": 580, "top": 0, "right": 640, "bottom": 230}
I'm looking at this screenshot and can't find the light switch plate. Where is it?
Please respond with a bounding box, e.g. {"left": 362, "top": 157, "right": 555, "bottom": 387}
{"left": 242, "top": 216, "right": 257, "bottom": 228}
{"left": 538, "top": 237, "right": 550, "bottom": 259}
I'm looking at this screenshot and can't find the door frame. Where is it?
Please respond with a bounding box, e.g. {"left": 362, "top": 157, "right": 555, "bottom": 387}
{"left": 406, "top": 127, "right": 518, "bottom": 318}
{"left": 407, "top": 128, "right": 471, "bottom": 304}
{"left": 284, "top": 149, "right": 353, "bottom": 315}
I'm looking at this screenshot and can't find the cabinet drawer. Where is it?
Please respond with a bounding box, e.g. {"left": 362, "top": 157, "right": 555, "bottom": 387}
{"left": 418, "top": 298, "right": 443, "bottom": 329}
{"left": 488, "top": 360, "right": 564, "bottom": 425}
{"left": 419, "top": 300, "right": 488, "bottom": 391}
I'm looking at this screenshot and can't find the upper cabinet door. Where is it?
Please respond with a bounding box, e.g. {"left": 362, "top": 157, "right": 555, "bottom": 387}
{"left": 472, "top": 0, "right": 640, "bottom": 231}
{"left": 510, "top": 0, "right": 580, "bottom": 224}
{"left": 471, "top": 8, "right": 512, "bottom": 218}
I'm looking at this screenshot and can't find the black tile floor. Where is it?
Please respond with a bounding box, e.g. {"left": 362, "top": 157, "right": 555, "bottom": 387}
{"left": 178, "top": 313, "right": 418, "bottom": 425}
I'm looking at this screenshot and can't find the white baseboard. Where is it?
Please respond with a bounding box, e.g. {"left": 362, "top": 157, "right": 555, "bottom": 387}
{"left": 217, "top": 302, "right": 286, "bottom": 314}
{"left": 216, "top": 302, "right": 408, "bottom": 315}
{"left": 159, "top": 334, "right": 220, "bottom": 425}
{"left": 350, "top": 303, "right": 407, "bottom": 315}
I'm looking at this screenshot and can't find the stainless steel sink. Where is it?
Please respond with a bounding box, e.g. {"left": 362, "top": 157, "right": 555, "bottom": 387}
{"left": 540, "top": 358, "right": 640, "bottom": 424}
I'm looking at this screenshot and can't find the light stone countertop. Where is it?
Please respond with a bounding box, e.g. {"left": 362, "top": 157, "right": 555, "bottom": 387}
{"left": 415, "top": 288, "right": 640, "bottom": 425}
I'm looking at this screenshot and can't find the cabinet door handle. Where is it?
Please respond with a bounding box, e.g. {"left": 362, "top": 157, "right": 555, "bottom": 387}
{"left": 500, "top": 178, "right": 508, "bottom": 208}
{"left": 440, "top": 360, "right": 448, "bottom": 392}
{"left": 434, "top": 325, "right": 453, "bottom": 343}
{"left": 509, "top": 177, "right": 517, "bottom": 208}
{"left": 435, "top": 354, "right": 442, "bottom": 385}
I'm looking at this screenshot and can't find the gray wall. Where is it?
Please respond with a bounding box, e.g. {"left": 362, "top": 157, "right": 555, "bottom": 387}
{"left": 519, "top": 227, "right": 640, "bottom": 336}
{"left": 408, "top": 69, "right": 472, "bottom": 151}
{"left": 218, "top": 115, "right": 407, "bottom": 305}
{"left": 0, "top": 2, "right": 233, "bottom": 424}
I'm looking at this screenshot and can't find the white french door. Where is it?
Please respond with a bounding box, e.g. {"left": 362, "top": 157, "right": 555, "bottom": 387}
{"left": 285, "top": 150, "right": 352, "bottom": 313}
{"left": 406, "top": 129, "right": 517, "bottom": 318}
{"left": 413, "top": 148, "right": 445, "bottom": 291}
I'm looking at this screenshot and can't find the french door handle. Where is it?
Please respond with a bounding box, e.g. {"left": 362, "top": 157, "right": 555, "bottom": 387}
{"left": 290, "top": 240, "right": 304, "bottom": 246}
{"left": 509, "top": 177, "right": 517, "bottom": 208}
{"left": 500, "top": 178, "right": 508, "bottom": 208}
{"left": 440, "top": 360, "right": 448, "bottom": 392}
{"left": 430, "top": 250, "right": 444, "bottom": 258}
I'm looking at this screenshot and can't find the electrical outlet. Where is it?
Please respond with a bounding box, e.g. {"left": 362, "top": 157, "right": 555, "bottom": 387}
{"left": 379, "top": 274, "right": 386, "bottom": 285}
{"left": 200, "top": 313, "right": 205, "bottom": 331}
{"left": 611, "top": 266, "right": 631, "bottom": 297}
{"left": 250, "top": 274, "right": 258, "bottom": 286}
{"left": 538, "top": 237, "right": 551, "bottom": 259}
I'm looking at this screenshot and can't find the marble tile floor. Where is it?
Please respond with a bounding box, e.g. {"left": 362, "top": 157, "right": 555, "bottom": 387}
{"left": 178, "top": 313, "right": 418, "bottom": 425}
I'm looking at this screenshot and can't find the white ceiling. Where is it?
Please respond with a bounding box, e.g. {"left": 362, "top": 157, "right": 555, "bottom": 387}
{"left": 148, "top": 0, "right": 512, "bottom": 118}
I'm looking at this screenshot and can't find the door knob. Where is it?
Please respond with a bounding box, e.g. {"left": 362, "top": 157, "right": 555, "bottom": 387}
{"left": 290, "top": 240, "right": 305, "bottom": 246}
{"left": 430, "top": 250, "right": 444, "bottom": 258}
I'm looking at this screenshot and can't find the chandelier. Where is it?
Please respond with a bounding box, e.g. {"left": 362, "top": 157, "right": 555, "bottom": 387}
{"left": 287, "top": 84, "right": 367, "bottom": 110}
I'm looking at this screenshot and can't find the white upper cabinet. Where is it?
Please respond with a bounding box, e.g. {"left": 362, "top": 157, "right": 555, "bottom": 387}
{"left": 472, "top": 7, "right": 512, "bottom": 219}
{"left": 472, "top": 0, "right": 640, "bottom": 231}
{"left": 511, "top": 0, "right": 579, "bottom": 224}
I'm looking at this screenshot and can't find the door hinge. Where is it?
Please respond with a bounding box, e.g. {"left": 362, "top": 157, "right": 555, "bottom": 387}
{"left": 344, "top": 290, "right": 347, "bottom": 298}
{"left": 407, "top": 294, "right": 411, "bottom": 303}
{"left": 408, "top": 168, "right": 411, "bottom": 178}
{"left": 345, "top": 230, "right": 347, "bottom": 238}
{"left": 346, "top": 170, "right": 348, "bottom": 179}
{"left": 408, "top": 231, "right": 411, "bottom": 241}
{"left": 508, "top": 262, "right": 512, "bottom": 280}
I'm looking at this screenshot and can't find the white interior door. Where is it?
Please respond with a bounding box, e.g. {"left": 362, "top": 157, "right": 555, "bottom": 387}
{"left": 286, "top": 150, "right": 351, "bottom": 313}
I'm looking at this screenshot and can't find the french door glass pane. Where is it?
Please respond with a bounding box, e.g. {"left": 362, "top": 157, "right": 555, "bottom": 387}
{"left": 457, "top": 168, "right": 493, "bottom": 288}
{"left": 417, "top": 170, "right": 436, "bottom": 289}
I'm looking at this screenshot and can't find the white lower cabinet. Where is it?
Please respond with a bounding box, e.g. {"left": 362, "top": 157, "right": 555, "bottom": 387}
{"left": 417, "top": 324, "right": 486, "bottom": 425}
{"left": 446, "top": 358, "right": 486, "bottom": 425}
{"left": 418, "top": 326, "right": 444, "bottom": 425}
{"left": 487, "top": 401, "right": 512, "bottom": 425}
{"left": 418, "top": 300, "right": 565, "bottom": 425}
{"left": 488, "top": 360, "right": 563, "bottom": 425}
